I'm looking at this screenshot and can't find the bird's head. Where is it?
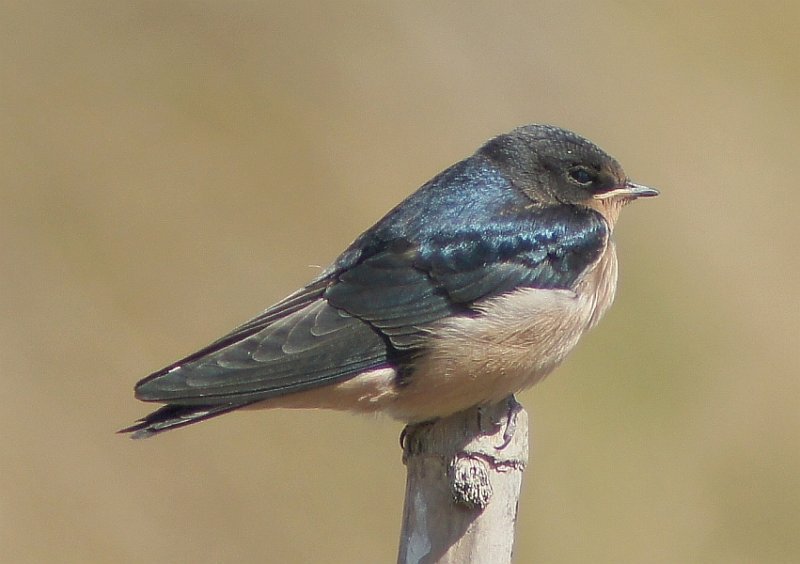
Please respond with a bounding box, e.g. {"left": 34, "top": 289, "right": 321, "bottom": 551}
{"left": 478, "top": 124, "right": 658, "bottom": 226}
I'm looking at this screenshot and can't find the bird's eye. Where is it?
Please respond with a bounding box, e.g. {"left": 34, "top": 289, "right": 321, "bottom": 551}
{"left": 568, "top": 167, "right": 596, "bottom": 185}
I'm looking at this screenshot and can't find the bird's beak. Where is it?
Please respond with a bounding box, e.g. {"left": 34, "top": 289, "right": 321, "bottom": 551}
{"left": 593, "top": 181, "right": 660, "bottom": 200}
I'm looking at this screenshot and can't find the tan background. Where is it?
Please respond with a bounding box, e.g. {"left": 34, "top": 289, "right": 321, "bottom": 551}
{"left": 3, "top": 2, "right": 798, "bottom": 562}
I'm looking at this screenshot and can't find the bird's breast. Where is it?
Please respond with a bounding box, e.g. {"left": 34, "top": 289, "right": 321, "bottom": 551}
{"left": 388, "top": 242, "right": 619, "bottom": 422}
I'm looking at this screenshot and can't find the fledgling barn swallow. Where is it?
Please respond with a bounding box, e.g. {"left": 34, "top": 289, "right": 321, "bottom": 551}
{"left": 122, "top": 124, "right": 658, "bottom": 439}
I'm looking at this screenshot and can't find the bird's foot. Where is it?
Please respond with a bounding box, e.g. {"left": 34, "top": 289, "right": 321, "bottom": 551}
{"left": 498, "top": 396, "right": 523, "bottom": 450}
{"left": 400, "top": 419, "right": 437, "bottom": 459}
{"left": 477, "top": 395, "right": 523, "bottom": 450}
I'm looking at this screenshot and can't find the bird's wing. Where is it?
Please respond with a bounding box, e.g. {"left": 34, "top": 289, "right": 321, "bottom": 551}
{"left": 133, "top": 205, "right": 607, "bottom": 406}
{"left": 325, "top": 205, "right": 609, "bottom": 348}
{"left": 134, "top": 283, "right": 389, "bottom": 404}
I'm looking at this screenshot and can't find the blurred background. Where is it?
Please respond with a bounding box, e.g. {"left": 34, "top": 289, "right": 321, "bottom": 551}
{"left": 2, "top": 2, "right": 798, "bottom": 562}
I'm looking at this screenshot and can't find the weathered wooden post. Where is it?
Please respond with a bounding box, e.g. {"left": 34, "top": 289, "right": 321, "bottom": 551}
{"left": 397, "top": 397, "right": 529, "bottom": 564}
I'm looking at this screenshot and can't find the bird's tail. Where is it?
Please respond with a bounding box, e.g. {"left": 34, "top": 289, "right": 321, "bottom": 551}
{"left": 119, "top": 402, "right": 250, "bottom": 439}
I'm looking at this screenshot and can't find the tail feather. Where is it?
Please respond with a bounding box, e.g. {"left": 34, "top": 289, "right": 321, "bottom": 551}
{"left": 119, "top": 403, "right": 250, "bottom": 439}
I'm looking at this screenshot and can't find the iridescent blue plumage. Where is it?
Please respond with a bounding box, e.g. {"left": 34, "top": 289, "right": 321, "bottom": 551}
{"left": 323, "top": 154, "right": 608, "bottom": 349}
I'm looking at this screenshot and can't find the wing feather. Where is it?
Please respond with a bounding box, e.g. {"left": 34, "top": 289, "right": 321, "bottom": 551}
{"left": 325, "top": 206, "right": 609, "bottom": 349}
{"left": 135, "top": 298, "right": 388, "bottom": 404}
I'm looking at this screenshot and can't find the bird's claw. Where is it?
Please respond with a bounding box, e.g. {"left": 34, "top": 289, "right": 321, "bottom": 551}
{"left": 495, "top": 396, "right": 523, "bottom": 450}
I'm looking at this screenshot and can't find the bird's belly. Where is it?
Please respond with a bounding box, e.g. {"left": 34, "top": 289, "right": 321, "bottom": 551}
{"left": 388, "top": 285, "right": 605, "bottom": 422}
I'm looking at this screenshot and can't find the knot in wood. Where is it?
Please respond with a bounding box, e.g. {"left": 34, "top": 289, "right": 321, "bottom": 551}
{"left": 449, "top": 454, "right": 492, "bottom": 509}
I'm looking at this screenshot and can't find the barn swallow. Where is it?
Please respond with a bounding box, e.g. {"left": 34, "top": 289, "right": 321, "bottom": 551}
{"left": 122, "top": 124, "right": 658, "bottom": 439}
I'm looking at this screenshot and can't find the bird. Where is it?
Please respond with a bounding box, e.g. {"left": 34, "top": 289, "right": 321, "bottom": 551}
{"left": 121, "top": 124, "right": 658, "bottom": 439}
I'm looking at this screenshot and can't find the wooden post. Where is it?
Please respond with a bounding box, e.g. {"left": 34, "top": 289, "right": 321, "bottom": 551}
{"left": 397, "top": 397, "right": 529, "bottom": 564}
